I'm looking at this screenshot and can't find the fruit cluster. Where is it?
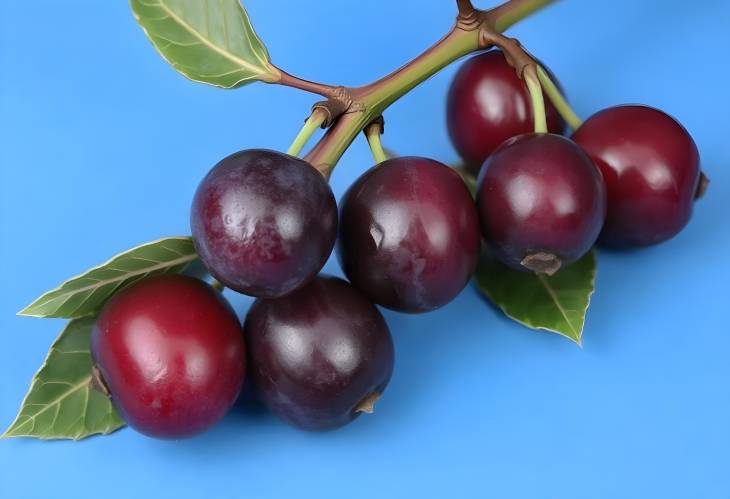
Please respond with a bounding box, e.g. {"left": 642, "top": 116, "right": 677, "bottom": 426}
{"left": 5, "top": 1, "right": 708, "bottom": 442}
{"left": 87, "top": 47, "right": 704, "bottom": 439}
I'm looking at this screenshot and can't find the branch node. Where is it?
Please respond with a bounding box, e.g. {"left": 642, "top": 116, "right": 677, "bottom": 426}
{"left": 365, "top": 115, "right": 385, "bottom": 136}
{"left": 456, "top": 3, "right": 482, "bottom": 31}
{"left": 480, "top": 32, "right": 536, "bottom": 79}
{"left": 304, "top": 0, "right": 557, "bottom": 175}
{"left": 311, "top": 86, "right": 362, "bottom": 128}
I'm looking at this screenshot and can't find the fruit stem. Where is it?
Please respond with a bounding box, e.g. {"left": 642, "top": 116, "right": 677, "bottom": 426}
{"left": 695, "top": 171, "right": 710, "bottom": 199}
{"left": 524, "top": 65, "right": 548, "bottom": 133}
{"left": 302, "top": 0, "right": 556, "bottom": 175}
{"left": 354, "top": 392, "right": 381, "bottom": 414}
{"left": 521, "top": 252, "right": 561, "bottom": 275}
{"left": 90, "top": 366, "right": 111, "bottom": 398}
{"left": 537, "top": 66, "right": 582, "bottom": 130}
{"left": 287, "top": 109, "right": 327, "bottom": 157}
{"left": 479, "top": 33, "right": 549, "bottom": 133}
{"left": 365, "top": 118, "right": 388, "bottom": 164}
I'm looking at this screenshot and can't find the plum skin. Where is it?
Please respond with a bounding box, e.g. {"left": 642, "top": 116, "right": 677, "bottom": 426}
{"left": 191, "top": 149, "right": 337, "bottom": 298}
{"left": 91, "top": 275, "right": 246, "bottom": 439}
{"left": 338, "top": 156, "right": 481, "bottom": 313}
{"left": 447, "top": 49, "right": 566, "bottom": 172}
{"left": 244, "top": 275, "right": 394, "bottom": 430}
{"left": 476, "top": 133, "right": 607, "bottom": 271}
{"left": 572, "top": 105, "right": 701, "bottom": 248}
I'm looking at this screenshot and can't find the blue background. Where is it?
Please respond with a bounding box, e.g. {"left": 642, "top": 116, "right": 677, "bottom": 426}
{"left": 1, "top": 1, "right": 728, "bottom": 497}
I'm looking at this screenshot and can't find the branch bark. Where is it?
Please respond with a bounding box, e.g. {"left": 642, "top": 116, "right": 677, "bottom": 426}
{"left": 277, "top": 69, "right": 340, "bottom": 99}
{"left": 456, "top": 0, "right": 476, "bottom": 17}
{"left": 302, "top": 0, "right": 557, "bottom": 176}
{"left": 489, "top": 0, "right": 556, "bottom": 31}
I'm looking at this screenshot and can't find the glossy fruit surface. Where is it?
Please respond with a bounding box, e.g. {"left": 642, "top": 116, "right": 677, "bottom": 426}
{"left": 447, "top": 49, "right": 566, "bottom": 171}
{"left": 245, "top": 275, "right": 394, "bottom": 430}
{"left": 477, "top": 133, "right": 606, "bottom": 272}
{"left": 91, "top": 275, "right": 245, "bottom": 439}
{"left": 338, "top": 157, "right": 480, "bottom": 312}
{"left": 191, "top": 149, "right": 337, "bottom": 298}
{"left": 572, "top": 105, "right": 701, "bottom": 247}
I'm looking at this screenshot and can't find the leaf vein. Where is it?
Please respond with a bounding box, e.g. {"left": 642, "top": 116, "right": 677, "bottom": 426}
{"left": 153, "top": 0, "right": 267, "bottom": 76}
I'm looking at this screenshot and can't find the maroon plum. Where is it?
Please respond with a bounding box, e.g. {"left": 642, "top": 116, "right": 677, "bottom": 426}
{"left": 447, "top": 49, "right": 566, "bottom": 172}
{"left": 476, "top": 133, "right": 606, "bottom": 274}
{"left": 91, "top": 275, "right": 245, "bottom": 439}
{"left": 572, "top": 105, "right": 702, "bottom": 247}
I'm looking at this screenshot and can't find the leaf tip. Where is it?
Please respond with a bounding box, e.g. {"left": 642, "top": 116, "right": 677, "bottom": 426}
{"left": 1, "top": 427, "right": 16, "bottom": 439}
{"left": 17, "top": 305, "right": 40, "bottom": 317}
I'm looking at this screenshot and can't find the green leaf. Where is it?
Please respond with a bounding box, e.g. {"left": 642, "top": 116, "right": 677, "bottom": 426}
{"left": 130, "top": 0, "right": 280, "bottom": 88}
{"left": 2, "top": 318, "right": 125, "bottom": 440}
{"left": 475, "top": 249, "right": 597, "bottom": 345}
{"left": 19, "top": 237, "right": 199, "bottom": 318}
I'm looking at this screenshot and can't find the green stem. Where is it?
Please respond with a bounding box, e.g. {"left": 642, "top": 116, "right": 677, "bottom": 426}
{"left": 287, "top": 110, "right": 326, "bottom": 157}
{"left": 524, "top": 65, "right": 547, "bottom": 133}
{"left": 306, "top": 29, "right": 479, "bottom": 173}
{"left": 360, "top": 29, "right": 479, "bottom": 114}
{"left": 365, "top": 126, "right": 388, "bottom": 164}
{"left": 537, "top": 66, "right": 582, "bottom": 130}
{"left": 489, "top": 0, "right": 555, "bottom": 32}
{"left": 304, "top": 0, "right": 557, "bottom": 174}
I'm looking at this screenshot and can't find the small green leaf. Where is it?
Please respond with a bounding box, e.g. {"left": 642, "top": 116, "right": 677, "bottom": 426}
{"left": 19, "top": 237, "right": 199, "bottom": 318}
{"left": 2, "top": 318, "right": 125, "bottom": 440}
{"left": 475, "top": 249, "right": 597, "bottom": 344}
{"left": 131, "top": 0, "right": 280, "bottom": 88}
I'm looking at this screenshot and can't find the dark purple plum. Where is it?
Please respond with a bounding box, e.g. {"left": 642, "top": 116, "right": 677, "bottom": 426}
{"left": 191, "top": 149, "right": 337, "bottom": 298}
{"left": 338, "top": 157, "right": 481, "bottom": 313}
{"left": 476, "top": 133, "right": 606, "bottom": 274}
{"left": 244, "top": 275, "right": 394, "bottom": 430}
{"left": 572, "top": 105, "right": 702, "bottom": 248}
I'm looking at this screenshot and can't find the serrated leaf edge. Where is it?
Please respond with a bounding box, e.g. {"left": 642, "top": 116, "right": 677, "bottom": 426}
{"left": 18, "top": 236, "right": 197, "bottom": 318}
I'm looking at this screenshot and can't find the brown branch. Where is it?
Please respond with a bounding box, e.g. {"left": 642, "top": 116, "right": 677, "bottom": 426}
{"left": 300, "top": 0, "right": 557, "bottom": 175}
{"left": 480, "top": 31, "right": 537, "bottom": 78}
{"left": 456, "top": 0, "right": 475, "bottom": 16}
{"left": 276, "top": 69, "right": 341, "bottom": 99}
